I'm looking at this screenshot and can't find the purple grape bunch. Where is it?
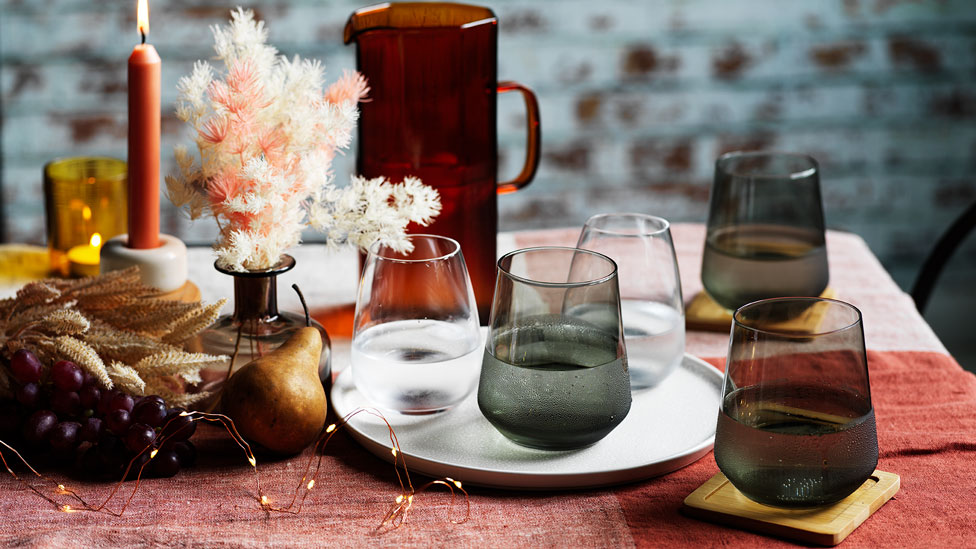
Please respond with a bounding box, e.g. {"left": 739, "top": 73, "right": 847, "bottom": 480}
{"left": 2, "top": 349, "right": 197, "bottom": 478}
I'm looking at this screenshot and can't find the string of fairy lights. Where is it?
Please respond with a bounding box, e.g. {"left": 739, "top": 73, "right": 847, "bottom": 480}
{"left": 0, "top": 408, "right": 470, "bottom": 527}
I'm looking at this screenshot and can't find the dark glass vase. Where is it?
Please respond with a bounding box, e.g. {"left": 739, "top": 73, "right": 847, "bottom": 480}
{"left": 192, "top": 255, "right": 332, "bottom": 398}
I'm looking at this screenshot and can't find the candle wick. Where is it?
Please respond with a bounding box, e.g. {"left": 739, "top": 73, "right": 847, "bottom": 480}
{"left": 140, "top": 30, "right": 146, "bottom": 45}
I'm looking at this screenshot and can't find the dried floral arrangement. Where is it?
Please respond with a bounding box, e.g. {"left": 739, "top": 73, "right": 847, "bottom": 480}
{"left": 0, "top": 268, "right": 228, "bottom": 407}
{"left": 166, "top": 8, "right": 441, "bottom": 272}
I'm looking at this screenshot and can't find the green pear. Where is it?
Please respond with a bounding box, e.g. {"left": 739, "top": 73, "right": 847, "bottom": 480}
{"left": 221, "top": 327, "right": 326, "bottom": 455}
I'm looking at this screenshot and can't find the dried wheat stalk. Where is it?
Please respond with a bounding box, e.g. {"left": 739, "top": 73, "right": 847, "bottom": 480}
{"left": 0, "top": 267, "right": 228, "bottom": 407}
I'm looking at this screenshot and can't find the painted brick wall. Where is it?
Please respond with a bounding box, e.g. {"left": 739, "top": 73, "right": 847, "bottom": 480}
{"left": 2, "top": 0, "right": 975, "bottom": 288}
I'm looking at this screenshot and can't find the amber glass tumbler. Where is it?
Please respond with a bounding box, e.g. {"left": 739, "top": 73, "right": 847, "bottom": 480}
{"left": 43, "top": 157, "right": 127, "bottom": 276}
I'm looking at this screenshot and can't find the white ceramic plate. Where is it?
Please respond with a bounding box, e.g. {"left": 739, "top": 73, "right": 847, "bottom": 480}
{"left": 330, "top": 353, "right": 723, "bottom": 490}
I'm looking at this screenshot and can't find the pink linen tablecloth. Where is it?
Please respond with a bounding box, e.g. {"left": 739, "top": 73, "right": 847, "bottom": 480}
{"left": 1, "top": 224, "right": 974, "bottom": 547}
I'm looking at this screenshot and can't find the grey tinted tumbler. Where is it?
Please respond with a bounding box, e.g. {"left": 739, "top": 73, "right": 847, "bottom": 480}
{"left": 713, "top": 297, "right": 878, "bottom": 508}
{"left": 701, "top": 152, "right": 828, "bottom": 311}
{"left": 478, "top": 247, "right": 632, "bottom": 450}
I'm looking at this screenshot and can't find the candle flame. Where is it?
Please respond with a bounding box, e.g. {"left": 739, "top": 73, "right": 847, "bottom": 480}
{"left": 90, "top": 233, "right": 102, "bottom": 248}
{"left": 137, "top": 0, "right": 150, "bottom": 37}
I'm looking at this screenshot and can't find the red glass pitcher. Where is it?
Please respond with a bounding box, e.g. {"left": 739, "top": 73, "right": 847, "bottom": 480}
{"left": 345, "top": 2, "right": 541, "bottom": 322}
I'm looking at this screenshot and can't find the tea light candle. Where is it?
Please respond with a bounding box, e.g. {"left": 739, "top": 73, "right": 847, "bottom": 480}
{"left": 68, "top": 233, "right": 102, "bottom": 277}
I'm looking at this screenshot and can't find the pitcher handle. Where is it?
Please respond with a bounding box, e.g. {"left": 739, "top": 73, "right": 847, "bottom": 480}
{"left": 496, "top": 81, "right": 541, "bottom": 195}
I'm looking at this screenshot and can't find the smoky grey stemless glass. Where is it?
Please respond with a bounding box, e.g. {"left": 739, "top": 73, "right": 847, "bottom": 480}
{"left": 576, "top": 213, "right": 685, "bottom": 390}
{"left": 477, "top": 247, "right": 632, "bottom": 450}
{"left": 713, "top": 297, "right": 878, "bottom": 508}
{"left": 701, "top": 152, "right": 829, "bottom": 311}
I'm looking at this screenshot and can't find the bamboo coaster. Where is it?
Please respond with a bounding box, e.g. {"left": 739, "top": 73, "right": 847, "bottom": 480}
{"left": 685, "top": 288, "right": 837, "bottom": 333}
{"left": 683, "top": 470, "right": 900, "bottom": 546}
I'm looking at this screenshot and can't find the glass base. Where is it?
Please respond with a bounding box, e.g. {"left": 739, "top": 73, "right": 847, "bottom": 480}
{"left": 485, "top": 424, "right": 606, "bottom": 451}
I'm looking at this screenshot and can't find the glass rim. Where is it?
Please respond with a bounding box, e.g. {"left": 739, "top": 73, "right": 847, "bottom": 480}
{"left": 581, "top": 212, "right": 671, "bottom": 237}
{"left": 214, "top": 254, "right": 296, "bottom": 277}
{"left": 367, "top": 233, "right": 461, "bottom": 264}
{"left": 497, "top": 246, "right": 618, "bottom": 288}
{"left": 43, "top": 156, "right": 127, "bottom": 182}
{"left": 732, "top": 296, "right": 863, "bottom": 337}
{"left": 716, "top": 151, "right": 818, "bottom": 181}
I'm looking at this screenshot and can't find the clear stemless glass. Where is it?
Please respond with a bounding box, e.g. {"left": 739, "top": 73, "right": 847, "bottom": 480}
{"left": 576, "top": 213, "right": 685, "bottom": 389}
{"left": 351, "top": 234, "right": 481, "bottom": 414}
{"left": 478, "top": 247, "right": 632, "bottom": 450}
{"left": 701, "top": 151, "right": 829, "bottom": 312}
{"left": 713, "top": 297, "right": 878, "bottom": 508}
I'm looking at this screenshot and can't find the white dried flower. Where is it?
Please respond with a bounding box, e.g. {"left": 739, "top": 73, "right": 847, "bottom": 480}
{"left": 310, "top": 175, "right": 443, "bottom": 253}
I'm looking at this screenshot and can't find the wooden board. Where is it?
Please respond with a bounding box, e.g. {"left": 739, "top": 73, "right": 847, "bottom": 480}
{"left": 0, "top": 244, "right": 51, "bottom": 286}
{"left": 685, "top": 287, "right": 837, "bottom": 333}
{"left": 155, "top": 280, "right": 202, "bottom": 303}
{"left": 682, "top": 470, "right": 900, "bottom": 546}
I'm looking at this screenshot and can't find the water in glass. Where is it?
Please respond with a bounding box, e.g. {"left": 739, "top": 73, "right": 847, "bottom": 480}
{"left": 620, "top": 299, "right": 684, "bottom": 389}
{"left": 702, "top": 224, "right": 828, "bottom": 310}
{"left": 714, "top": 384, "right": 878, "bottom": 507}
{"left": 478, "top": 315, "right": 631, "bottom": 449}
{"left": 352, "top": 319, "right": 481, "bottom": 413}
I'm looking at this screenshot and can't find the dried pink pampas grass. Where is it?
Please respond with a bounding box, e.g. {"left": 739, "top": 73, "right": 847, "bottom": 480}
{"left": 167, "top": 8, "right": 440, "bottom": 272}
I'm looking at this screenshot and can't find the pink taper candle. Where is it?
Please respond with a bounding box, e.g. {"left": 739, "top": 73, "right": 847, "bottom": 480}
{"left": 127, "top": 0, "right": 161, "bottom": 250}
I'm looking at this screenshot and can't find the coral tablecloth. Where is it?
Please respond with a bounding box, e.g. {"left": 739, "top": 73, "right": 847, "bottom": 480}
{"left": 2, "top": 224, "right": 974, "bottom": 547}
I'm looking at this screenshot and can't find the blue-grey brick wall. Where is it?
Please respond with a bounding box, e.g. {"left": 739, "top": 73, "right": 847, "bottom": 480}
{"left": 2, "top": 0, "right": 975, "bottom": 293}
